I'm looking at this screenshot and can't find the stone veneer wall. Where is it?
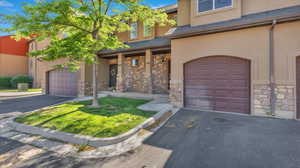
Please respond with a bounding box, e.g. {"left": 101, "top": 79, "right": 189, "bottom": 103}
{"left": 253, "top": 84, "right": 271, "bottom": 116}
{"left": 275, "top": 85, "right": 296, "bottom": 118}
{"left": 152, "top": 53, "right": 170, "bottom": 94}
{"left": 169, "top": 80, "right": 183, "bottom": 107}
{"left": 124, "top": 56, "right": 148, "bottom": 93}
{"left": 253, "top": 84, "right": 295, "bottom": 119}
{"left": 169, "top": 83, "right": 296, "bottom": 119}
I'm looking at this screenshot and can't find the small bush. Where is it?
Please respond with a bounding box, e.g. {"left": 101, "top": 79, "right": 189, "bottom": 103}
{"left": 10, "top": 75, "right": 33, "bottom": 88}
{"left": 0, "top": 76, "right": 12, "bottom": 89}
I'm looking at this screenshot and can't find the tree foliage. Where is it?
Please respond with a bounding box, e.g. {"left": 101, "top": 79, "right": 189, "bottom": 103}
{"left": 0, "top": 0, "right": 175, "bottom": 107}
{"left": 0, "top": 0, "right": 175, "bottom": 70}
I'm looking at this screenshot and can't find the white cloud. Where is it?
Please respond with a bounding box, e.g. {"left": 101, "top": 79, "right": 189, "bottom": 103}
{"left": 0, "top": 0, "right": 13, "bottom": 7}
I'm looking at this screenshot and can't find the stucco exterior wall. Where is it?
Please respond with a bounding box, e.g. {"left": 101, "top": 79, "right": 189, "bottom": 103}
{"left": 170, "top": 21, "right": 300, "bottom": 119}
{"left": 177, "top": 0, "right": 191, "bottom": 26}
{"left": 0, "top": 53, "right": 28, "bottom": 76}
{"left": 178, "top": 0, "right": 300, "bottom": 27}
{"left": 34, "top": 58, "right": 68, "bottom": 92}
{"left": 242, "top": 0, "right": 300, "bottom": 15}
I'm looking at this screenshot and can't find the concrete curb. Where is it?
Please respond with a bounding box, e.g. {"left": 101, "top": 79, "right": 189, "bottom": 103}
{"left": 75, "top": 107, "right": 180, "bottom": 159}
{"left": 0, "top": 92, "right": 42, "bottom": 98}
{"left": 8, "top": 98, "right": 173, "bottom": 148}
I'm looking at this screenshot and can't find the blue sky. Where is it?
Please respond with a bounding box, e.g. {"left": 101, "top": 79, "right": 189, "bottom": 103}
{"left": 0, "top": 0, "right": 177, "bottom": 35}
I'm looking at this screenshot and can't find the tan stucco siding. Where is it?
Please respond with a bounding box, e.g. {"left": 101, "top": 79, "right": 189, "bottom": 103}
{"left": 242, "top": 0, "right": 300, "bottom": 15}
{"left": 34, "top": 58, "right": 69, "bottom": 91}
{"left": 0, "top": 54, "right": 28, "bottom": 76}
{"left": 171, "top": 21, "right": 300, "bottom": 118}
{"left": 171, "top": 26, "right": 269, "bottom": 84}
{"left": 171, "top": 26, "right": 270, "bottom": 114}
{"left": 274, "top": 21, "right": 300, "bottom": 85}
{"left": 178, "top": 0, "right": 191, "bottom": 26}
{"left": 179, "top": 0, "right": 300, "bottom": 27}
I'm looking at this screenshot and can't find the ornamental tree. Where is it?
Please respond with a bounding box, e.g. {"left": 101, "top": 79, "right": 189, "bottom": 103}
{"left": 0, "top": 0, "right": 175, "bottom": 107}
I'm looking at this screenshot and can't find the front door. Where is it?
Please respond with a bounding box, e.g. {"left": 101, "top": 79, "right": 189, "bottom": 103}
{"left": 109, "top": 64, "right": 118, "bottom": 88}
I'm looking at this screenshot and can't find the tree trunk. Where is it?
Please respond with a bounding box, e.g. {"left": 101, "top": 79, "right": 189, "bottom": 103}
{"left": 91, "top": 56, "right": 100, "bottom": 107}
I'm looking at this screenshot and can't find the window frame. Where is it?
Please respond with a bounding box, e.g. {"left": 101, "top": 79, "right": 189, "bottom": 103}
{"left": 197, "top": 0, "right": 233, "bottom": 14}
{"left": 130, "top": 23, "right": 138, "bottom": 40}
{"left": 143, "top": 23, "right": 153, "bottom": 38}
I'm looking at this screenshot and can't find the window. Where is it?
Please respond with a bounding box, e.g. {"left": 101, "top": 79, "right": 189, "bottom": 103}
{"left": 131, "top": 59, "right": 139, "bottom": 67}
{"left": 143, "top": 23, "right": 152, "bottom": 37}
{"left": 198, "top": 0, "right": 232, "bottom": 13}
{"left": 130, "top": 23, "right": 138, "bottom": 39}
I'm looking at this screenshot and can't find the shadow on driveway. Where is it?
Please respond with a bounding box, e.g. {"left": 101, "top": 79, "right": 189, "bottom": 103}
{"left": 0, "top": 137, "right": 107, "bottom": 168}
{"left": 144, "top": 109, "right": 300, "bottom": 168}
{"left": 0, "top": 95, "right": 73, "bottom": 114}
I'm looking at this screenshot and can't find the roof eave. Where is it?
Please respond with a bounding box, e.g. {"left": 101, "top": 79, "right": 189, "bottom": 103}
{"left": 167, "top": 7, "right": 300, "bottom": 39}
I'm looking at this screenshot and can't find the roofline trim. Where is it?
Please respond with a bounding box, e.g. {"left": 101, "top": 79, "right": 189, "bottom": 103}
{"left": 168, "top": 8, "right": 300, "bottom": 39}
{"left": 100, "top": 45, "right": 171, "bottom": 57}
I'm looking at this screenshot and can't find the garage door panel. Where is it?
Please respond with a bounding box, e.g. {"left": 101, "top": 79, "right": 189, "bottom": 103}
{"left": 185, "top": 88, "right": 215, "bottom": 97}
{"left": 48, "top": 69, "right": 78, "bottom": 97}
{"left": 185, "top": 97, "right": 214, "bottom": 110}
{"left": 215, "top": 98, "right": 250, "bottom": 113}
{"left": 184, "top": 56, "right": 250, "bottom": 114}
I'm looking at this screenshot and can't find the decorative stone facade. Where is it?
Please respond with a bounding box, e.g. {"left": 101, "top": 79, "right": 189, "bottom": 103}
{"left": 253, "top": 84, "right": 295, "bottom": 119}
{"left": 114, "top": 52, "right": 171, "bottom": 94}
{"left": 152, "top": 53, "right": 170, "bottom": 94}
{"left": 124, "top": 56, "right": 148, "bottom": 93}
{"left": 78, "top": 80, "right": 88, "bottom": 97}
{"left": 116, "top": 54, "right": 125, "bottom": 92}
{"left": 169, "top": 80, "right": 183, "bottom": 107}
{"left": 274, "top": 85, "right": 296, "bottom": 119}
{"left": 253, "top": 84, "right": 271, "bottom": 116}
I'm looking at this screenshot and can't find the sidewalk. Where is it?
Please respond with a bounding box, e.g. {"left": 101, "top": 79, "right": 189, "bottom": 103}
{"left": 0, "top": 91, "right": 42, "bottom": 99}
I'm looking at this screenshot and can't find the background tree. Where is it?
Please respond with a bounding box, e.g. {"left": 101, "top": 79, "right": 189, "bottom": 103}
{"left": 0, "top": 0, "right": 174, "bottom": 107}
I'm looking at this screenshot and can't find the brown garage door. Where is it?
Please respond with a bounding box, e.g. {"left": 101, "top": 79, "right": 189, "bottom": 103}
{"left": 184, "top": 56, "right": 250, "bottom": 114}
{"left": 48, "top": 69, "right": 78, "bottom": 97}
{"left": 297, "top": 58, "right": 300, "bottom": 119}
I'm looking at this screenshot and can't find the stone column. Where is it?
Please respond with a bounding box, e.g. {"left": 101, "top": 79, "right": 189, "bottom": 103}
{"left": 145, "top": 49, "right": 153, "bottom": 94}
{"left": 116, "top": 53, "right": 125, "bottom": 92}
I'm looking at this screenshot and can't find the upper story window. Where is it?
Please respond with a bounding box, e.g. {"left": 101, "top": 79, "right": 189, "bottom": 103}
{"left": 130, "top": 23, "right": 138, "bottom": 39}
{"left": 198, "top": 0, "right": 232, "bottom": 13}
{"left": 143, "top": 23, "right": 152, "bottom": 37}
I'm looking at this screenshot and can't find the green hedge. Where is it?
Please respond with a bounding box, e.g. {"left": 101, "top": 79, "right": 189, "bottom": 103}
{"left": 10, "top": 75, "right": 33, "bottom": 88}
{"left": 0, "top": 76, "right": 12, "bottom": 89}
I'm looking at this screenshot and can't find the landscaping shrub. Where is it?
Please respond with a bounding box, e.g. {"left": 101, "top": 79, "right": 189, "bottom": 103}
{"left": 0, "top": 76, "right": 12, "bottom": 89}
{"left": 10, "top": 75, "right": 33, "bottom": 88}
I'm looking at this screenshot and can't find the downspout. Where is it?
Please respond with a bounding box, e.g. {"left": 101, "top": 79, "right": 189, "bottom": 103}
{"left": 269, "top": 20, "right": 277, "bottom": 116}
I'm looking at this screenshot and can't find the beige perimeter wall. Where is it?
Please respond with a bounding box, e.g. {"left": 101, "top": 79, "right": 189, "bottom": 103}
{"left": 0, "top": 54, "right": 28, "bottom": 76}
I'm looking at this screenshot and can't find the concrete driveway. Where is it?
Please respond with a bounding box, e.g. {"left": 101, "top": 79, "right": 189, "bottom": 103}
{"left": 1, "top": 106, "right": 300, "bottom": 168}
{"left": 146, "top": 109, "right": 300, "bottom": 168}
{"left": 105, "top": 109, "right": 300, "bottom": 168}
{"left": 0, "top": 95, "right": 72, "bottom": 114}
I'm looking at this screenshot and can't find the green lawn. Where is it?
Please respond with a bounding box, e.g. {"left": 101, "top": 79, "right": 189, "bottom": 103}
{"left": 15, "top": 97, "right": 156, "bottom": 138}
{"left": 0, "top": 88, "right": 42, "bottom": 92}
